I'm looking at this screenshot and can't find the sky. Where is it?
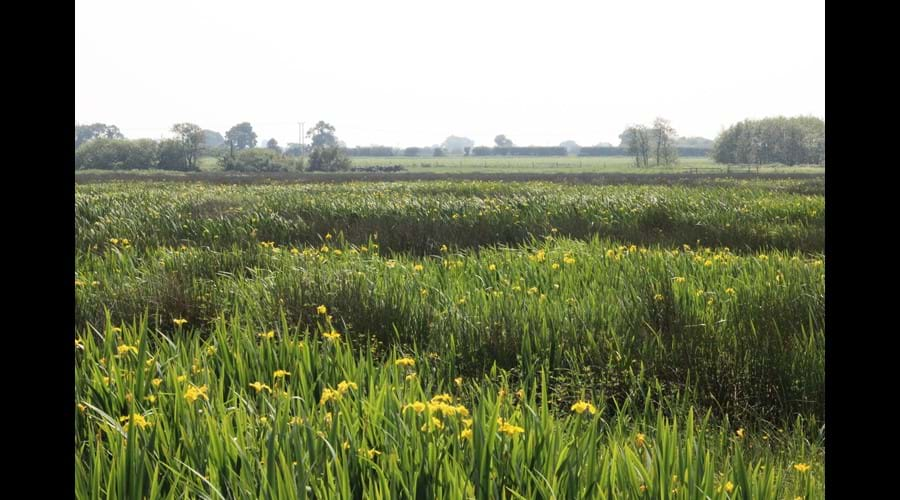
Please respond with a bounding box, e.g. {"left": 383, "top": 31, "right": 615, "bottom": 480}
{"left": 75, "top": 0, "right": 824, "bottom": 148}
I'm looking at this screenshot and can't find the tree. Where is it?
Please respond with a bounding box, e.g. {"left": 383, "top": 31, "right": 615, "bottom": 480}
{"left": 307, "top": 121, "right": 338, "bottom": 148}
{"left": 559, "top": 140, "right": 581, "bottom": 155}
{"left": 202, "top": 130, "right": 226, "bottom": 148}
{"left": 199, "top": 130, "right": 227, "bottom": 156}
{"left": 463, "top": 146, "right": 472, "bottom": 156}
{"left": 225, "top": 122, "right": 257, "bottom": 156}
{"left": 441, "top": 136, "right": 474, "bottom": 155}
{"left": 284, "top": 143, "right": 303, "bottom": 157}
{"left": 171, "top": 123, "right": 204, "bottom": 170}
{"left": 652, "top": 117, "right": 678, "bottom": 166}
{"left": 494, "top": 135, "right": 514, "bottom": 147}
{"left": 307, "top": 146, "right": 351, "bottom": 171}
{"left": 712, "top": 116, "right": 824, "bottom": 166}
{"left": 75, "top": 122, "right": 123, "bottom": 149}
{"left": 623, "top": 125, "right": 651, "bottom": 167}
{"left": 305, "top": 121, "right": 350, "bottom": 171}
{"left": 158, "top": 139, "right": 190, "bottom": 171}
{"left": 102, "top": 125, "right": 123, "bottom": 139}
{"left": 266, "top": 138, "right": 280, "bottom": 152}
{"left": 433, "top": 147, "right": 446, "bottom": 157}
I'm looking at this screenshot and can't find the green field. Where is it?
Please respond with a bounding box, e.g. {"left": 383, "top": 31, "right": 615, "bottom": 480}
{"left": 346, "top": 156, "right": 824, "bottom": 175}
{"left": 75, "top": 179, "right": 825, "bottom": 498}
{"left": 85, "top": 155, "right": 826, "bottom": 177}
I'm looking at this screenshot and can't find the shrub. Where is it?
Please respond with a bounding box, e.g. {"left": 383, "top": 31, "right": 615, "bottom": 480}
{"left": 219, "top": 149, "right": 304, "bottom": 172}
{"left": 307, "top": 146, "right": 351, "bottom": 172}
{"left": 75, "top": 138, "right": 159, "bottom": 170}
{"left": 157, "top": 139, "right": 195, "bottom": 171}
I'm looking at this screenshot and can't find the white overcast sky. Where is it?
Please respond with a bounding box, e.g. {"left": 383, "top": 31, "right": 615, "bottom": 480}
{"left": 75, "top": 0, "right": 824, "bottom": 148}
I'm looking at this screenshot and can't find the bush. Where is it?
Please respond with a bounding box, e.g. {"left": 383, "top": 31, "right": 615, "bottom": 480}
{"left": 129, "top": 139, "right": 160, "bottom": 168}
{"left": 219, "top": 149, "right": 304, "bottom": 172}
{"left": 157, "top": 139, "right": 195, "bottom": 171}
{"left": 307, "top": 146, "right": 351, "bottom": 172}
{"left": 75, "top": 138, "right": 159, "bottom": 170}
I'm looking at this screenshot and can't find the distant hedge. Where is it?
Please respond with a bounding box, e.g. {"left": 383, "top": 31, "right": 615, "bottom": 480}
{"left": 471, "top": 146, "right": 568, "bottom": 156}
{"left": 577, "top": 147, "right": 628, "bottom": 156}
{"left": 75, "top": 138, "right": 192, "bottom": 170}
{"left": 344, "top": 146, "right": 395, "bottom": 157}
{"left": 220, "top": 149, "right": 304, "bottom": 172}
{"left": 579, "top": 147, "right": 709, "bottom": 157}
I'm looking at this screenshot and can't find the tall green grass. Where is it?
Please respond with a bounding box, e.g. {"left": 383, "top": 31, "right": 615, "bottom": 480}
{"left": 77, "top": 237, "right": 824, "bottom": 421}
{"left": 75, "top": 316, "right": 823, "bottom": 499}
{"left": 75, "top": 180, "right": 825, "bottom": 498}
{"left": 76, "top": 180, "right": 824, "bottom": 254}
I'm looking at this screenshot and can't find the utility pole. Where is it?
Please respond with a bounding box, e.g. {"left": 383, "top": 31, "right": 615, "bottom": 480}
{"left": 298, "top": 122, "right": 305, "bottom": 155}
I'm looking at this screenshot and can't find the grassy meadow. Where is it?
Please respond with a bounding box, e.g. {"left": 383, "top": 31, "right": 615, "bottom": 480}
{"left": 75, "top": 178, "right": 825, "bottom": 498}
{"left": 80, "top": 155, "right": 828, "bottom": 177}
{"left": 346, "top": 156, "right": 825, "bottom": 175}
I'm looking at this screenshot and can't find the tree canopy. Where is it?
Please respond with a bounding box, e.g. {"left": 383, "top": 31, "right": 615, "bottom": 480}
{"left": 618, "top": 119, "right": 678, "bottom": 167}
{"left": 226, "top": 122, "right": 257, "bottom": 151}
{"left": 307, "top": 121, "right": 338, "bottom": 148}
{"left": 306, "top": 121, "right": 351, "bottom": 171}
{"left": 201, "top": 130, "right": 224, "bottom": 147}
{"left": 712, "top": 116, "right": 824, "bottom": 166}
{"left": 171, "top": 123, "right": 204, "bottom": 170}
{"left": 441, "top": 136, "right": 474, "bottom": 155}
{"left": 75, "top": 123, "right": 123, "bottom": 149}
{"left": 559, "top": 140, "right": 581, "bottom": 155}
{"left": 494, "top": 135, "right": 514, "bottom": 147}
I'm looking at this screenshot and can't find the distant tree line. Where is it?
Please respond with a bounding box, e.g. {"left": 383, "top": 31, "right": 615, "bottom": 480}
{"left": 400, "top": 146, "right": 461, "bottom": 157}
{"left": 76, "top": 138, "right": 162, "bottom": 170}
{"left": 79, "top": 117, "right": 821, "bottom": 171}
{"left": 672, "top": 147, "right": 710, "bottom": 157}
{"left": 75, "top": 122, "right": 205, "bottom": 171}
{"left": 578, "top": 146, "right": 709, "bottom": 157}
{"left": 219, "top": 120, "right": 351, "bottom": 172}
{"left": 75, "top": 120, "right": 351, "bottom": 172}
{"left": 471, "top": 146, "right": 568, "bottom": 156}
{"left": 712, "top": 116, "right": 824, "bottom": 166}
{"left": 676, "top": 137, "right": 715, "bottom": 149}
{"left": 344, "top": 146, "right": 395, "bottom": 157}
{"left": 579, "top": 147, "right": 628, "bottom": 156}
